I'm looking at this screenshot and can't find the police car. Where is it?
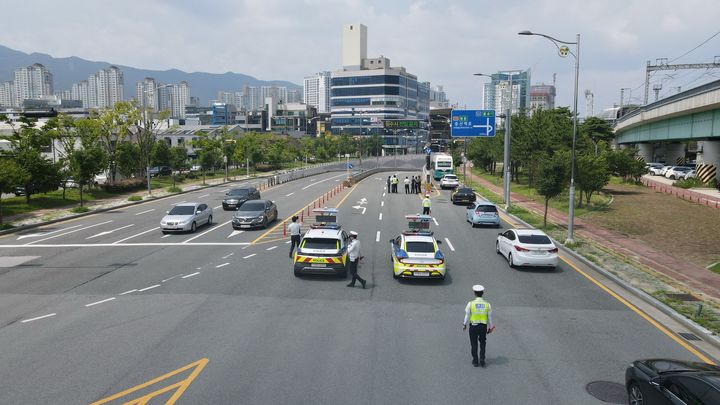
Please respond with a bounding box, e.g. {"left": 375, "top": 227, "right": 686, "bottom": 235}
{"left": 293, "top": 208, "right": 349, "bottom": 277}
{"left": 389, "top": 215, "right": 446, "bottom": 280}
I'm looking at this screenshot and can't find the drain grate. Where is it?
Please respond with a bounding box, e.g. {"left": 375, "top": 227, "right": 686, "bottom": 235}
{"left": 586, "top": 381, "right": 627, "bottom": 404}
{"left": 667, "top": 293, "right": 700, "bottom": 301}
{"left": 679, "top": 332, "right": 701, "bottom": 341}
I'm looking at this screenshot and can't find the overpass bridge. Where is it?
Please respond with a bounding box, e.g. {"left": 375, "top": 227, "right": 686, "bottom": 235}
{"left": 615, "top": 80, "right": 720, "bottom": 181}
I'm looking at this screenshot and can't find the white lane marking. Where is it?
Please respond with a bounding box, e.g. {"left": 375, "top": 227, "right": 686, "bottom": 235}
{"left": 383, "top": 192, "right": 386, "bottom": 197}
{"left": 243, "top": 253, "right": 256, "bottom": 259}
{"left": 27, "top": 220, "right": 114, "bottom": 245}
{"left": 381, "top": 201, "right": 384, "bottom": 207}
{"left": 213, "top": 205, "right": 222, "bottom": 210}
{"left": 301, "top": 173, "right": 347, "bottom": 190}
{"left": 286, "top": 192, "right": 294, "bottom": 196}
{"left": 266, "top": 246, "right": 277, "bottom": 251}
{"left": 138, "top": 284, "right": 161, "bottom": 292}
{"left": 21, "top": 313, "right": 56, "bottom": 323}
{"left": 378, "top": 213, "right": 383, "bottom": 221}
{"left": 182, "top": 272, "right": 200, "bottom": 279}
{"left": 198, "top": 194, "right": 209, "bottom": 198}
{"left": 216, "top": 262, "right": 230, "bottom": 268}
{"left": 433, "top": 218, "right": 439, "bottom": 226}
{"left": 444, "top": 238, "right": 456, "bottom": 252}
{"left": 376, "top": 231, "right": 381, "bottom": 242}
{"left": 227, "top": 230, "right": 244, "bottom": 238}
{"left": 113, "top": 227, "right": 160, "bottom": 244}
{"left": 85, "top": 297, "right": 116, "bottom": 307}
{"left": 182, "top": 220, "right": 232, "bottom": 243}
{"left": 135, "top": 209, "right": 155, "bottom": 216}
{"left": 17, "top": 224, "right": 83, "bottom": 240}
{"left": 0, "top": 242, "right": 253, "bottom": 248}
{"left": 285, "top": 241, "right": 291, "bottom": 244}
{"left": 162, "top": 274, "right": 182, "bottom": 282}
{"left": 219, "top": 189, "right": 229, "bottom": 193}
{"left": 335, "top": 179, "right": 340, "bottom": 182}
{"left": 172, "top": 201, "right": 188, "bottom": 206}
{"left": 222, "top": 252, "right": 235, "bottom": 259}
{"left": 119, "top": 289, "right": 137, "bottom": 295}
{"left": 86, "top": 223, "right": 135, "bottom": 239}
{"left": 161, "top": 234, "right": 171, "bottom": 239}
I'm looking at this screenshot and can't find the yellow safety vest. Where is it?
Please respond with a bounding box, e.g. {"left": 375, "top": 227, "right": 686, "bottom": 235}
{"left": 422, "top": 198, "right": 431, "bottom": 208}
{"left": 468, "top": 298, "right": 490, "bottom": 324}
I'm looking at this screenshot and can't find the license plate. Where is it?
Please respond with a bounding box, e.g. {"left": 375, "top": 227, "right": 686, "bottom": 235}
{"left": 531, "top": 251, "right": 545, "bottom": 256}
{"left": 311, "top": 263, "right": 326, "bottom": 267}
{"left": 240, "top": 225, "right": 251, "bottom": 228}
{"left": 413, "top": 271, "right": 429, "bottom": 277}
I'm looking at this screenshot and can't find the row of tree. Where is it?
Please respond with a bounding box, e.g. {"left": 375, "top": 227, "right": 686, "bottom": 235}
{"left": 459, "top": 108, "right": 646, "bottom": 226}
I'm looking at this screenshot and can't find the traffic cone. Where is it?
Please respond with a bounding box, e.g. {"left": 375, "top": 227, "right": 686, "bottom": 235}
{"left": 283, "top": 222, "right": 287, "bottom": 237}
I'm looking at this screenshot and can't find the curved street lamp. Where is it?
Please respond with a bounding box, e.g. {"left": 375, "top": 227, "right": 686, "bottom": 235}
{"left": 519, "top": 30, "right": 581, "bottom": 244}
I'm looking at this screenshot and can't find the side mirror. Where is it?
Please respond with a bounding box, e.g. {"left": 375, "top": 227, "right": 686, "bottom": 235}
{"left": 196, "top": 210, "right": 201, "bottom": 215}
{"left": 498, "top": 232, "right": 503, "bottom": 236}
{"left": 436, "top": 240, "right": 443, "bottom": 244}
{"left": 649, "top": 376, "right": 661, "bottom": 388}
{"left": 389, "top": 239, "right": 394, "bottom": 243}
{"left": 166, "top": 211, "right": 169, "bottom": 214}
{"left": 225, "top": 192, "right": 229, "bottom": 196}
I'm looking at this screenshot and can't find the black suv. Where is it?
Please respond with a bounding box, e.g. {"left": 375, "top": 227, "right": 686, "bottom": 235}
{"left": 222, "top": 187, "right": 260, "bottom": 210}
{"left": 626, "top": 358, "right": 720, "bottom": 404}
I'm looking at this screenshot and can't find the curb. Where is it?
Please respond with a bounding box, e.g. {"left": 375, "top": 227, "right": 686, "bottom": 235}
{"left": 474, "top": 190, "right": 720, "bottom": 353}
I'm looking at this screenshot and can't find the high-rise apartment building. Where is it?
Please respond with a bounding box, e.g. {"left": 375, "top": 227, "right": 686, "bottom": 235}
{"left": 137, "top": 77, "right": 160, "bottom": 111}
{"left": 429, "top": 85, "right": 449, "bottom": 108}
{"left": 304, "top": 71, "right": 331, "bottom": 113}
{"left": 78, "top": 66, "right": 125, "bottom": 109}
{"left": 0, "top": 81, "right": 13, "bottom": 108}
{"left": 71, "top": 80, "right": 90, "bottom": 108}
{"left": 171, "top": 81, "right": 190, "bottom": 119}
{"left": 9, "top": 63, "right": 54, "bottom": 107}
{"left": 482, "top": 69, "right": 531, "bottom": 124}
{"left": 529, "top": 83, "right": 556, "bottom": 111}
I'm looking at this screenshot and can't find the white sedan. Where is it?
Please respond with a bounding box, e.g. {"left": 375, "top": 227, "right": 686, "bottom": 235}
{"left": 496, "top": 229, "right": 558, "bottom": 268}
{"left": 439, "top": 174, "right": 459, "bottom": 189}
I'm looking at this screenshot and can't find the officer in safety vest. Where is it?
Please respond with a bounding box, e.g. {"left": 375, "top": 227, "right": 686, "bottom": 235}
{"left": 462, "top": 284, "right": 495, "bottom": 367}
{"left": 422, "top": 194, "right": 431, "bottom": 215}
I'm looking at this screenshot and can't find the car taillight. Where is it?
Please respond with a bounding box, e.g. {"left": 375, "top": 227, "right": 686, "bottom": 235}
{"left": 548, "top": 248, "right": 558, "bottom": 253}
{"left": 514, "top": 245, "right": 530, "bottom": 252}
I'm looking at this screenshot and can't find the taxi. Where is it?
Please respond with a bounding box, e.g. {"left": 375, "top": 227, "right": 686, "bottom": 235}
{"left": 389, "top": 215, "right": 446, "bottom": 280}
{"left": 293, "top": 208, "right": 349, "bottom": 277}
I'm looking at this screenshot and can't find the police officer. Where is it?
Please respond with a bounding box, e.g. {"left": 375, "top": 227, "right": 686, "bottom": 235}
{"left": 288, "top": 215, "right": 302, "bottom": 258}
{"left": 422, "top": 194, "right": 431, "bottom": 215}
{"left": 462, "top": 285, "right": 495, "bottom": 367}
{"left": 386, "top": 176, "right": 391, "bottom": 192}
{"left": 404, "top": 176, "right": 411, "bottom": 194}
{"left": 345, "top": 231, "right": 366, "bottom": 288}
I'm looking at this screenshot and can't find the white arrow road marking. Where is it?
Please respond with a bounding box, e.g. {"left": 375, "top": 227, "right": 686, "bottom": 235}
{"left": 17, "top": 224, "right": 83, "bottom": 240}
{"left": 352, "top": 205, "right": 367, "bottom": 214}
{"left": 27, "top": 220, "right": 114, "bottom": 245}
{"left": 113, "top": 227, "right": 159, "bottom": 244}
{"left": 356, "top": 198, "right": 368, "bottom": 205}
{"left": 444, "top": 238, "right": 455, "bottom": 252}
{"left": 376, "top": 231, "right": 380, "bottom": 242}
{"left": 134, "top": 209, "right": 155, "bottom": 216}
{"left": 85, "top": 297, "right": 116, "bottom": 307}
{"left": 86, "top": 224, "right": 135, "bottom": 239}
{"left": 227, "top": 230, "right": 244, "bottom": 238}
{"left": 161, "top": 234, "right": 171, "bottom": 238}
{"left": 21, "top": 313, "right": 56, "bottom": 323}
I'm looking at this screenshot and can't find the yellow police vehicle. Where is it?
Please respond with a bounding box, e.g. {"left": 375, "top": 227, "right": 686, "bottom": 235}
{"left": 389, "top": 214, "right": 446, "bottom": 280}
{"left": 293, "top": 208, "right": 349, "bottom": 277}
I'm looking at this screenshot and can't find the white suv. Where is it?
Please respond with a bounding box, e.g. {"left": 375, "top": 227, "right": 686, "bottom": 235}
{"left": 440, "top": 174, "right": 459, "bottom": 189}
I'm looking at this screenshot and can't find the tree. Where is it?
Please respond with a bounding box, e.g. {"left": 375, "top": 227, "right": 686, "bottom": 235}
{"left": 575, "top": 154, "right": 610, "bottom": 207}
{"left": 0, "top": 158, "right": 30, "bottom": 224}
{"left": 152, "top": 140, "right": 171, "bottom": 167}
{"left": 606, "top": 149, "right": 646, "bottom": 182}
{"left": 169, "top": 146, "right": 189, "bottom": 186}
{"left": 536, "top": 153, "right": 568, "bottom": 227}
{"left": 69, "top": 145, "right": 107, "bottom": 207}
{"left": 116, "top": 141, "right": 142, "bottom": 178}
{"left": 192, "top": 132, "right": 223, "bottom": 184}
{"left": 580, "top": 117, "right": 615, "bottom": 155}
{"left": 95, "top": 102, "right": 137, "bottom": 182}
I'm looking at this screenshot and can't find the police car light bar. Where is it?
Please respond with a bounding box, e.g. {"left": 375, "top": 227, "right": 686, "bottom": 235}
{"left": 312, "top": 207, "right": 339, "bottom": 227}
{"left": 405, "top": 214, "right": 431, "bottom": 231}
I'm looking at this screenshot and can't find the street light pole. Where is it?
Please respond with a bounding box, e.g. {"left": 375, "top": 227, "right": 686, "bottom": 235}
{"left": 519, "top": 30, "right": 581, "bottom": 243}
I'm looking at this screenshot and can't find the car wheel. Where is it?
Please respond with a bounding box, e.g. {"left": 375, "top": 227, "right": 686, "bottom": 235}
{"left": 191, "top": 222, "right": 196, "bottom": 233}
{"left": 471, "top": 222, "right": 477, "bottom": 228}
{"left": 627, "top": 382, "right": 644, "bottom": 405}
{"left": 162, "top": 230, "right": 168, "bottom": 235}
{"left": 207, "top": 215, "right": 212, "bottom": 225}
{"left": 262, "top": 216, "right": 268, "bottom": 228}
{"left": 495, "top": 241, "right": 500, "bottom": 254}
{"left": 507, "top": 253, "right": 515, "bottom": 268}
{"left": 393, "top": 272, "right": 399, "bottom": 279}
{"left": 294, "top": 268, "right": 300, "bottom": 277}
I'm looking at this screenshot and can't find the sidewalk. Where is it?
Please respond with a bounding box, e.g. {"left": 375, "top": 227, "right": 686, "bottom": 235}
{"left": 466, "top": 171, "right": 720, "bottom": 301}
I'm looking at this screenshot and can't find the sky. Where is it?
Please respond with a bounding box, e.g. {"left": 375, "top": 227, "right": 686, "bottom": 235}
{"left": 2, "top": 0, "right": 719, "bottom": 116}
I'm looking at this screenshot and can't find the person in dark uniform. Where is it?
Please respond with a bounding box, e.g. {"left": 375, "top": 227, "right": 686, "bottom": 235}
{"left": 462, "top": 285, "right": 495, "bottom": 367}
{"left": 387, "top": 176, "right": 391, "bottom": 193}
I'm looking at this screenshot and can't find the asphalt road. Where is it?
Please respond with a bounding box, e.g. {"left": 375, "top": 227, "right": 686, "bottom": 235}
{"left": 0, "top": 155, "right": 708, "bottom": 404}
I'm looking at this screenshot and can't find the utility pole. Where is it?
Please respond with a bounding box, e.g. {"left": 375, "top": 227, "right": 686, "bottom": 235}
{"left": 644, "top": 58, "right": 720, "bottom": 104}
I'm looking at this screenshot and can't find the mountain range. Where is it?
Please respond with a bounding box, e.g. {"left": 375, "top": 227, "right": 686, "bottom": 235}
{"left": 0, "top": 44, "right": 301, "bottom": 105}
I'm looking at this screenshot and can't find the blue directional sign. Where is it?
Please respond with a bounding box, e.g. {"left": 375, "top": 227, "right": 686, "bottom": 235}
{"left": 424, "top": 147, "right": 432, "bottom": 155}
{"left": 346, "top": 163, "right": 354, "bottom": 169}
{"left": 450, "top": 110, "right": 496, "bottom": 137}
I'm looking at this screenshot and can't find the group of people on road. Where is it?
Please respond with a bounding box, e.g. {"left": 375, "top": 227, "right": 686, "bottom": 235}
{"left": 387, "top": 174, "right": 423, "bottom": 194}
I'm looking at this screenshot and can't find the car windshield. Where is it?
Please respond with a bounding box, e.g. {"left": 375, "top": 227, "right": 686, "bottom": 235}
{"left": 302, "top": 238, "right": 339, "bottom": 250}
{"left": 444, "top": 175, "right": 457, "bottom": 180}
{"left": 228, "top": 189, "right": 252, "bottom": 196}
{"left": 476, "top": 205, "right": 497, "bottom": 212}
{"left": 437, "top": 162, "right": 451, "bottom": 168}
{"left": 518, "top": 234, "right": 552, "bottom": 244}
{"left": 238, "top": 202, "right": 265, "bottom": 211}
{"left": 169, "top": 206, "right": 195, "bottom": 215}
{"left": 458, "top": 188, "right": 472, "bottom": 193}
{"left": 406, "top": 241, "right": 435, "bottom": 253}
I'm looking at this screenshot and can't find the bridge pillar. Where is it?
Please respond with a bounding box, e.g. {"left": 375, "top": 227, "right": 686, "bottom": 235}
{"left": 664, "top": 143, "right": 686, "bottom": 165}
{"left": 637, "top": 143, "right": 654, "bottom": 162}
{"left": 698, "top": 141, "right": 720, "bottom": 180}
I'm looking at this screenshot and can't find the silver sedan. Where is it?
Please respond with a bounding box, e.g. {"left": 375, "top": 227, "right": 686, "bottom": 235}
{"left": 160, "top": 202, "right": 213, "bottom": 233}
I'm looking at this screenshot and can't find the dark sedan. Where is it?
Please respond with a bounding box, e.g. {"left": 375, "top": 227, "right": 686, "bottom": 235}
{"left": 451, "top": 187, "right": 476, "bottom": 204}
{"left": 231, "top": 199, "right": 278, "bottom": 229}
{"left": 222, "top": 187, "right": 260, "bottom": 210}
{"left": 626, "top": 358, "right": 720, "bottom": 405}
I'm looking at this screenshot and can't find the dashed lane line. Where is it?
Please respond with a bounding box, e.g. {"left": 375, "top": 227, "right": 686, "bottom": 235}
{"left": 162, "top": 275, "right": 183, "bottom": 282}
{"left": 379, "top": 213, "right": 383, "bottom": 221}
{"left": 376, "top": 231, "right": 380, "bottom": 242}
{"left": 86, "top": 223, "right": 135, "bottom": 240}
{"left": 213, "top": 205, "right": 222, "bottom": 210}
{"left": 301, "top": 173, "right": 348, "bottom": 190}
{"left": 119, "top": 289, "right": 137, "bottom": 295}
{"left": 444, "top": 238, "right": 455, "bottom": 252}
{"left": 198, "top": 194, "right": 209, "bottom": 198}
{"left": 221, "top": 252, "right": 234, "bottom": 259}
{"left": 26, "top": 220, "right": 114, "bottom": 245}
{"left": 135, "top": 209, "right": 155, "bottom": 216}
{"left": 243, "top": 253, "right": 256, "bottom": 259}
{"left": 138, "top": 284, "right": 161, "bottom": 292}
{"left": 85, "top": 297, "right": 116, "bottom": 307}
{"left": 113, "top": 227, "right": 160, "bottom": 244}
{"left": 161, "top": 234, "right": 171, "bottom": 239}
{"left": 286, "top": 192, "right": 294, "bottom": 197}
{"left": 381, "top": 201, "right": 384, "bottom": 207}
{"left": 0, "top": 242, "right": 253, "bottom": 248}
{"left": 21, "top": 313, "right": 56, "bottom": 323}
{"left": 215, "top": 263, "right": 230, "bottom": 268}
{"left": 266, "top": 246, "right": 277, "bottom": 251}
{"left": 182, "top": 220, "right": 233, "bottom": 243}
{"left": 182, "top": 272, "right": 201, "bottom": 279}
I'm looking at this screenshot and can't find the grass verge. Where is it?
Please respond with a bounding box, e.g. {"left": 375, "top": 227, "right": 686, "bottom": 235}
{"left": 2, "top": 189, "right": 115, "bottom": 217}
{"left": 70, "top": 206, "right": 91, "bottom": 213}
{"left": 128, "top": 195, "right": 142, "bottom": 202}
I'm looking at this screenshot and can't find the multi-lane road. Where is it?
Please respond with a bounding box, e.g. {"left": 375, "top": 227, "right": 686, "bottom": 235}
{"left": 0, "top": 155, "right": 713, "bottom": 404}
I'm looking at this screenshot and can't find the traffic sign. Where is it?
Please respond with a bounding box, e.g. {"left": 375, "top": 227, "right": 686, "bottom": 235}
{"left": 450, "top": 110, "right": 496, "bottom": 137}
{"left": 383, "top": 119, "right": 420, "bottom": 129}
{"left": 346, "top": 163, "right": 353, "bottom": 169}
{"left": 424, "top": 147, "right": 432, "bottom": 155}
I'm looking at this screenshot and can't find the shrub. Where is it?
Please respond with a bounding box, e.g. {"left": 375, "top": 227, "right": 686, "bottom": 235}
{"left": 673, "top": 178, "right": 707, "bottom": 189}
{"left": 128, "top": 195, "right": 142, "bottom": 202}
{"left": 71, "top": 206, "right": 91, "bottom": 213}
{"left": 255, "top": 163, "right": 276, "bottom": 172}
{"left": 168, "top": 186, "right": 182, "bottom": 193}
{"left": 102, "top": 178, "right": 146, "bottom": 193}
{"left": 185, "top": 172, "right": 198, "bottom": 179}
{"left": 175, "top": 174, "right": 186, "bottom": 182}
{"left": 0, "top": 223, "right": 14, "bottom": 231}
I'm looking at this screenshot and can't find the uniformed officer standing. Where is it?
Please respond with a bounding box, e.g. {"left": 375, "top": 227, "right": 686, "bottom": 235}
{"left": 288, "top": 216, "right": 302, "bottom": 258}
{"left": 345, "top": 231, "right": 366, "bottom": 288}
{"left": 462, "top": 285, "right": 495, "bottom": 367}
{"left": 422, "top": 194, "right": 431, "bottom": 215}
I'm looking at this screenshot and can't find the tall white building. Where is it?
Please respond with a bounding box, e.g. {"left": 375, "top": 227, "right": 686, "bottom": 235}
{"left": 10, "top": 63, "right": 54, "bottom": 107}
{"left": 71, "top": 80, "right": 90, "bottom": 108}
{"left": 81, "top": 66, "right": 124, "bottom": 109}
{"left": 482, "top": 69, "right": 531, "bottom": 125}
{"left": 136, "top": 77, "right": 159, "bottom": 111}
{"left": 171, "top": 81, "right": 190, "bottom": 119}
{"left": 342, "top": 23, "right": 367, "bottom": 70}
{"left": 0, "top": 81, "right": 13, "bottom": 108}
{"left": 304, "top": 71, "right": 331, "bottom": 113}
